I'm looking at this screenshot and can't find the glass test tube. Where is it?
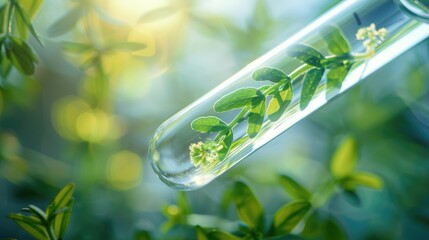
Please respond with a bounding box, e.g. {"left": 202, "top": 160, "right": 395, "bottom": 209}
{"left": 149, "top": 0, "right": 429, "bottom": 190}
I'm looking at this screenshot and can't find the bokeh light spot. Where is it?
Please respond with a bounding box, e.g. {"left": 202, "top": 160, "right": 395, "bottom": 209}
{"left": 106, "top": 150, "right": 143, "bottom": 190}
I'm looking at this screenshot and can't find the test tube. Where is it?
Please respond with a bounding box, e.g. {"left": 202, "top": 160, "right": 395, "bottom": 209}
{"left": 149, "top": 0, "right": 429, "bottom": 190}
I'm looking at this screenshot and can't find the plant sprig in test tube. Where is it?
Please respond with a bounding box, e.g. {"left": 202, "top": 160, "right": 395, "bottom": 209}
{"left": 189, "top": 24, "right": 387, "bottom": 168}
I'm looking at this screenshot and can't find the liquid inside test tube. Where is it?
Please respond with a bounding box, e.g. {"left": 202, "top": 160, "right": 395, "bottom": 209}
{"left": 149, "top": 0, "right": 429, "bottom": 190}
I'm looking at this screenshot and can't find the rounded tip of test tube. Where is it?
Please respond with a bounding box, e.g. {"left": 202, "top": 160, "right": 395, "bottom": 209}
{"left": 395, "top": 0, "right": 429, "bottom": 23}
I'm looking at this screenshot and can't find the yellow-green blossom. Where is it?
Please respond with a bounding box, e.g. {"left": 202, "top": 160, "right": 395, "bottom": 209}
{"left": 189, "top": 140, "right": 223, "bottom": 167}
{"left": 356, "top": 23, "right": 387, "bottom": 54}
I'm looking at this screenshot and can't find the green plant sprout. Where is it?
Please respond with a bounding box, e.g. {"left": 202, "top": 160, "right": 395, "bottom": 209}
{"left": 165, "top": 136, "right": 384, "bottom": 239}
{"left": 7, "top": 183, "right": 75, "bottom": 240}
{"left": 189, "top": 24, "right": 387, "bottom": 168}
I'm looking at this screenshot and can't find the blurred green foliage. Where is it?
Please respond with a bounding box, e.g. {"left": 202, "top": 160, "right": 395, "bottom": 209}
{"left": 1, "top": 0, "right": 429, "bottom": 239}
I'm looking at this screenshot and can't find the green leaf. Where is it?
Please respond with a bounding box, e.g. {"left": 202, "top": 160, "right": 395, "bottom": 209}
{"left": 267, "top": 83, "right": 293, "bottom": 121}
{"left": 8, "top": 214, "right": 48, "bottom": 240}
{"left": 278, "top": 175, "right": 311, "bottom": 200}
{"left": 217, "top": 130, "right": 233, "bottom": 161}
{"left": 47, "top": 183, "right": 75, "bottom": 216}
{"left": 5, "top": 37, "right": 37, "bottom": 75}
{"left": 300, "top": 68, "right": 324, "bottom": 110}
{"left": 323, "top": 218, "right": 347, "bottom": 240}
{"left": 18, "top": 0, "right": 43, "bottom": 17}
{"left": 14, "top": 2, "right": 43, "bottom": 45}
{"left": 191, "top": 116, "right": 229, "bottom": 133}
{"left": 287, "top": 44, "right": 324, "bottom": 67}
{"left": 342, "top": 172, "right": 383, "bottom": 190}
{"left": 138, "top": 6, "right": 177, "bottom": 23}
{"left": 272, "top": 200, "right": 311, "bottom": 235}
{"left": 0, "top": 3, "right": 7, "bottom": 33}
{"left": 232, "top": 181, "right": 264, "bottom": 232}
{"left": 247, "top": 97, "right": 265, "bottom": 138}
{"left": 134, "top": 230, "right": 152, "bottom": 240}
{"left": 53, "top": 198, "right": 74, "bottom": 239}
{"left": 61, "top": 42, "right": 93, "bottom": 53}
{"left": 330, "top": 136, "right": 357, "bottom": 179}
{"left": 26, "top": 205, "right": 47, "bottom": 222}
{"left": 326, "top": 64, "right": 352, "bottom": 99}
{"left": 252, "top": 67, "right": 289, "bottom": 83}
{"left": 0, "top": 49, "right": 12, "bottom": 78}
{"left": 195, "top": 225, "right": 208, "bottom": 240}
{"left": 207, "top": 230, "right": 241, "bottom": 240}
{"left": 104, "top": 42, "right": 147, "bottom": 53}
{"left": 322, "top": 25, "right": 350, "bottom": 55}
{"left": 47, "top": 6, "right": 84, "bottom": 37}
{"left": 214, "top": 88, "right": 260, "bottom": 112}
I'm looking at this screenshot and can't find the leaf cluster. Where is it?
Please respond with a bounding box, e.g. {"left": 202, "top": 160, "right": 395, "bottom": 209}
{"left": 0, "top": 0, "right": 42, "bottom": 78}
{"left": 190, "top": 26, "right": 358, "bottom": 164}
{"left": 7, "top": 183, "right": 75, "bottom": 240}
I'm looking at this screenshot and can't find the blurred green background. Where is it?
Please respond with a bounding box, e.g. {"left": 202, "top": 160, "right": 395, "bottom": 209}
{"left": 1, "top": 0, "right": 429, "bottom": 239}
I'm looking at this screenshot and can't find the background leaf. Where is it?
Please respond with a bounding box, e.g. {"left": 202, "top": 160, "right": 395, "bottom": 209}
{"left": 272, "top": 200, "right": 311, "bottom": 235}
{"left": 195, "top": 225, "right": 208, "bottom": 240}
{"left": 232, "top": 181, "right": 265, "bottom": 232}
{"left": 7, "top": 214, "right": 47, "bottom": 240}
{"left": 278, "top": 175, "right": 311, "bottom": 200}
{"left": 5, "top": 37, "right": 37, "bottom": 75}
{"left": 342, "top": 172, "right": 383, "bottom": 190}
{"left": 207, "top": 230, "right": 240, "bottom": 240}
{"left": 53, "top": 198, "right": 74, "bottom": 239}
{"left": 47, "top": 183, "right": 75, "bottom": 215}
{"left": 47, "top": 6, "right": 84, "bottom": 37}
{"left": 300, "top": 68, "right": 324, "bottom": 110}
{"left": 191, "top": 116, "right": 229, "bottom": 133}
{"left": 14, "top": 2, "right": 43, "bottom": 45}
{"left": 330, "top": 136, "right": 357, "bottom": 179}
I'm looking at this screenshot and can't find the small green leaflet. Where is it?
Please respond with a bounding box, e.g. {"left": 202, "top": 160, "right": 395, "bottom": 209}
{"left": 5, "top": 37, "right": 38, "bottom": 75}
{"left": 272, "top": 200, "right": 311, "bottom": 235}
{"left": 287, "top": 44, "right": 325, "bottom": 67}
{"left": 342, "top": 172, "right": 383, "bottom": 190}
{"left": 217, "top": 130, "right": 233, "bottom": 161}
{"left": 267, "top": 83, "right": 292, "bottom": 121}
{"left": 195, "top": 225, "right": 208, "bottom": 240}
{"left": 191, "top": 116, "right": 229, "bottom": 133}
{"left": 300, "top": 68, "right": 325, "bottom": 110}
{"left": 7, "top": 214, "right": 47, "bottom": 240}
{"left": 232, "top": 181, "right": 265, "bottom": 232}
{"left": 278, "top": 175, "right": 311, "bottom": 200}
{"left": 61, "top": 42, "right": 93, "bottom": 53}
{"left": 103, "top": 42, "right": 147, "bottom": 53}
{"left": 322, "top": 25, "right": 350, "bottom": 55}
{"left": 14, "top": 2, "right": 43, "bottom": 46}
{"left": 330, "top": 136, "right": 357, "bottom": 179}
{"left": 207, "top": 230, "right": 241, "bottom": 240}
{"left": 48, "top": 6, "right": 84, "bottom": 37}
{"left": 247, "top": 97, "right": 265, "bottom": 138}
{"left": 252, "top": 66, "right": 289, "bottom": 83}
{"left": 326, "top": 64, "right": 352, "bottom": 99}
{"left": 214, "top": 88, "right": 261, "bottom": 112}
{"left": 53, "top": 198, "right": 74, "bottom": 239}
